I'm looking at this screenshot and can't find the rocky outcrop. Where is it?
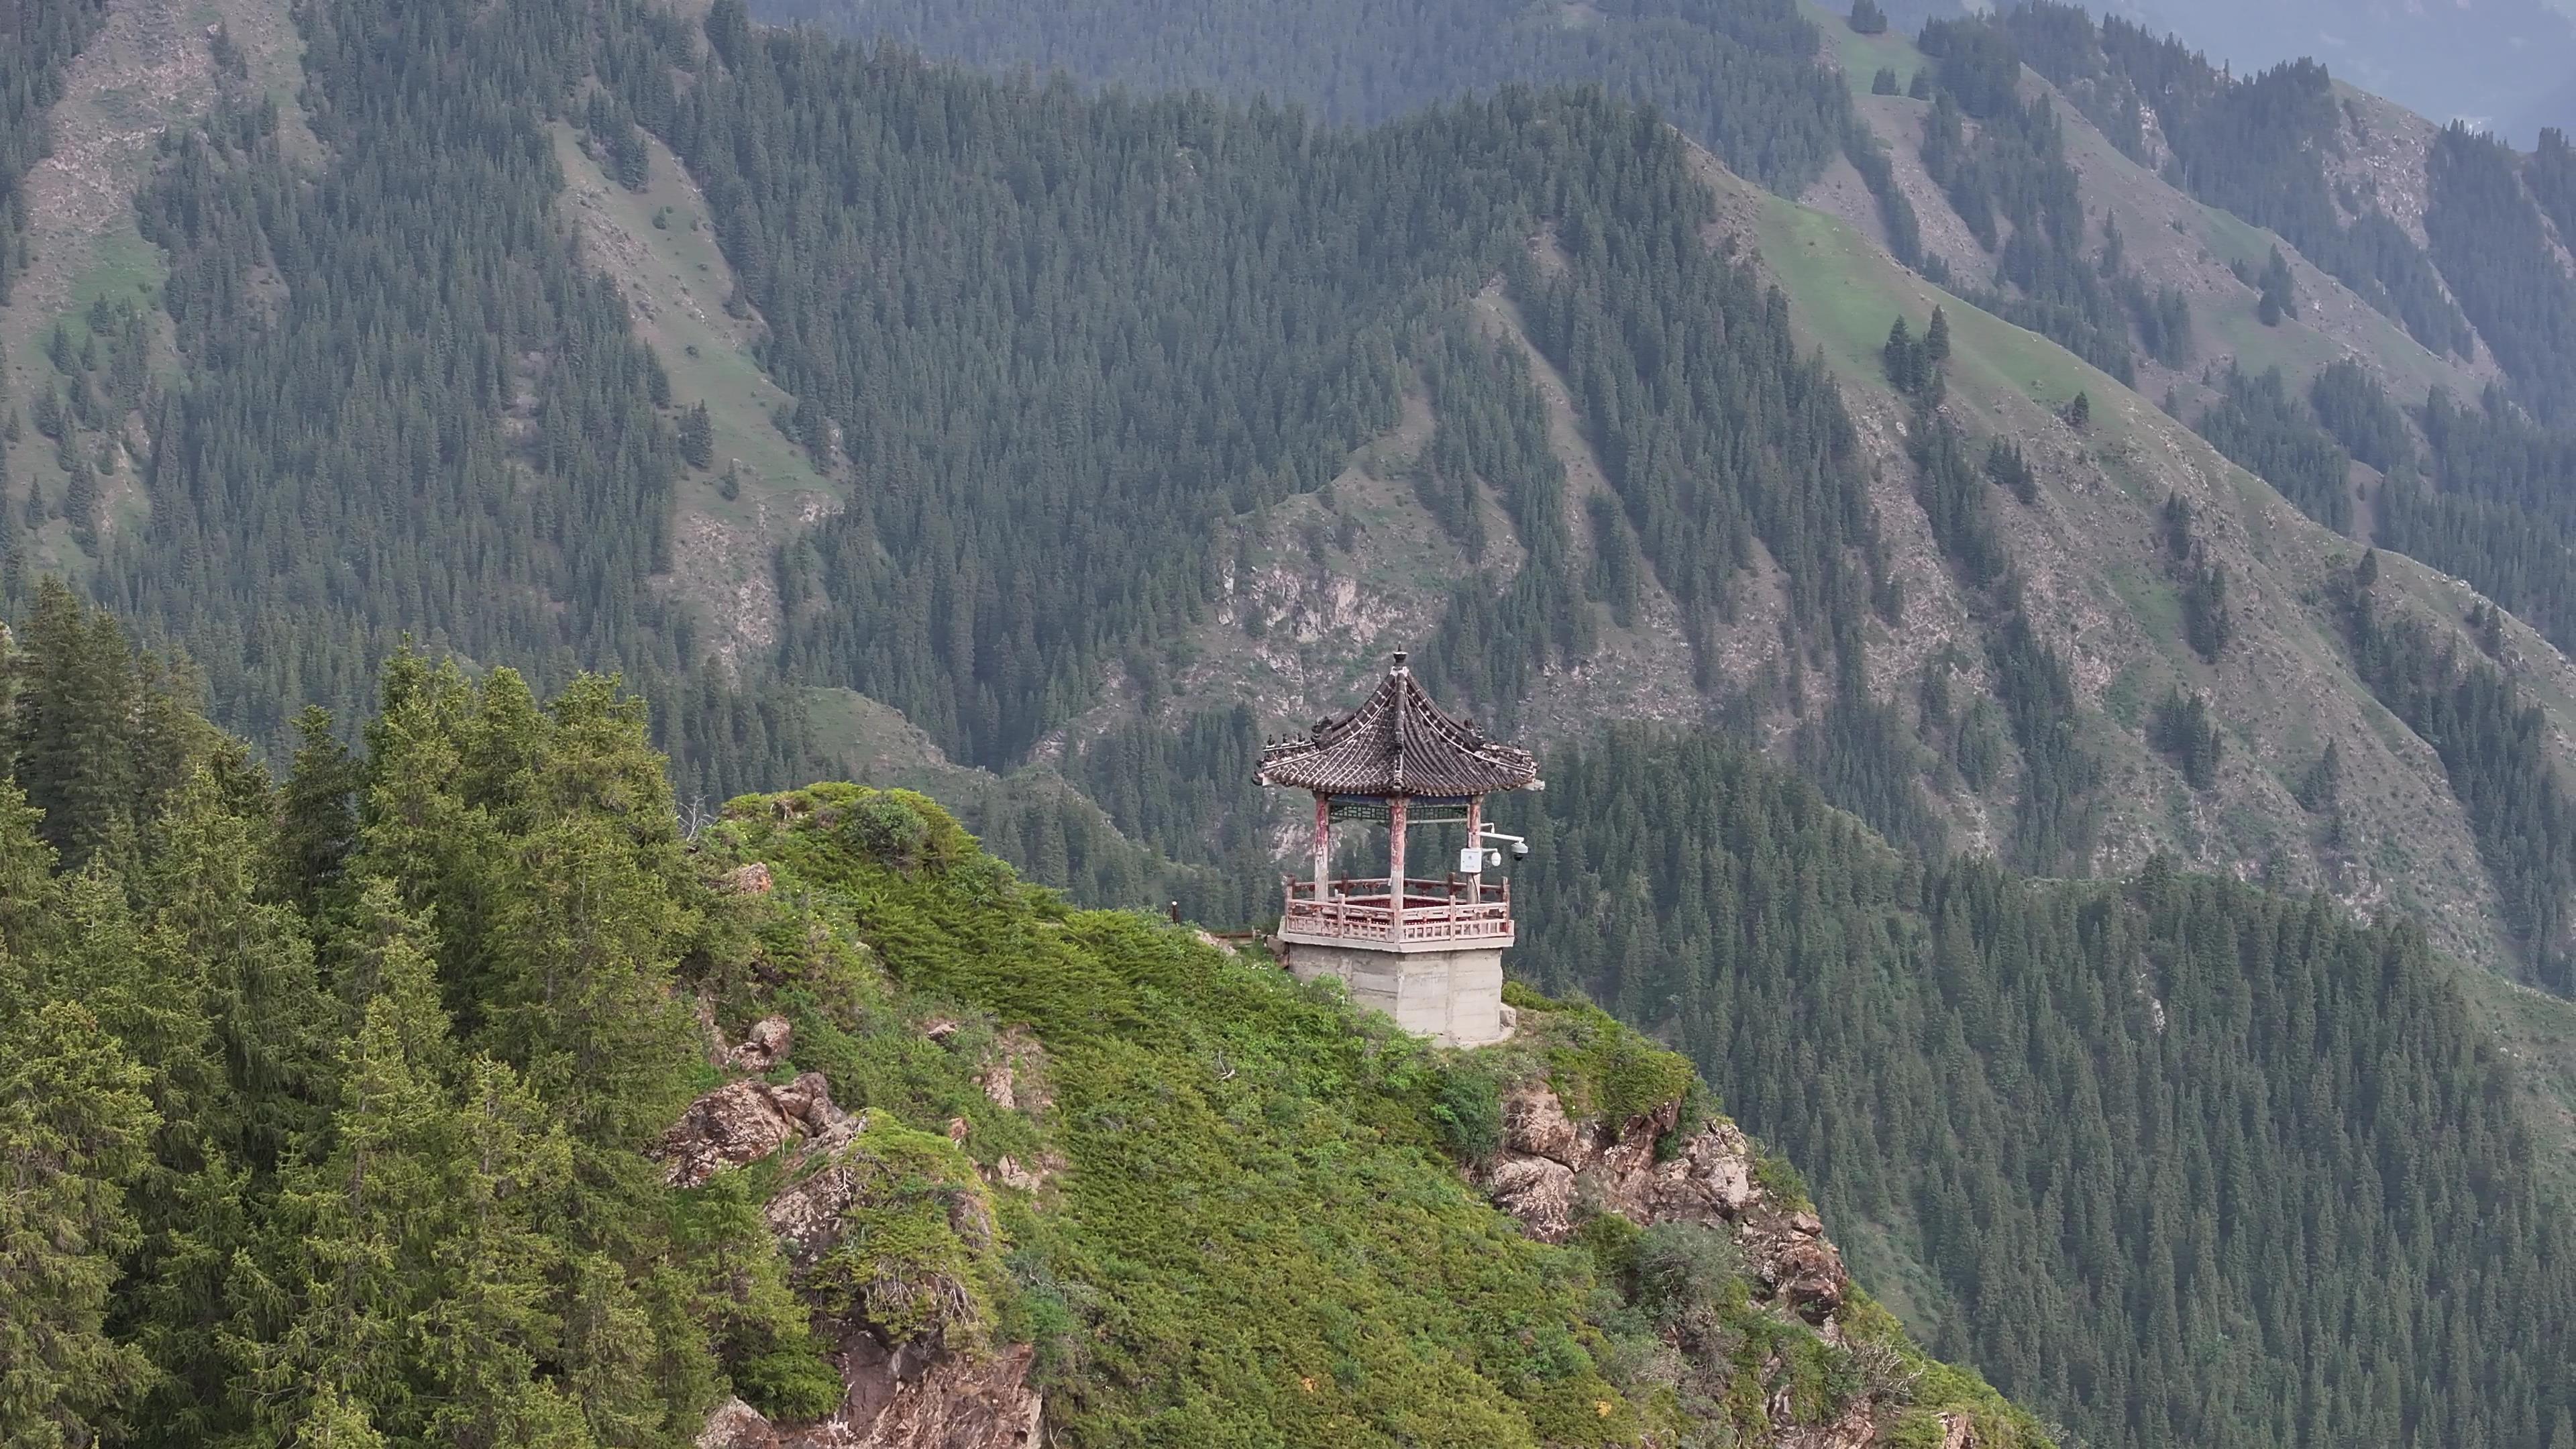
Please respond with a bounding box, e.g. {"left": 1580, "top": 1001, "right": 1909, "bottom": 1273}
{"left": 697, "top": 1007, "right": 796, "bottom": 1074}
{"left": 1470, "top": 1082, "right": 1948, "bottom": 1446}
{"left": 664, "top": 1070, "right": 1044, "bottom": 1449}
{"left": 659, "top": 1070, "right": 861, "bottom": 1189}
{"left": 1476, "top": 1084, "right": 1849, "bottom": 1324}
{"left": 692, "top": 1339, "right": 1042, "bottom": 1449}
{"left": 731, "top": 1015, "right": 793, "bottom": 1071}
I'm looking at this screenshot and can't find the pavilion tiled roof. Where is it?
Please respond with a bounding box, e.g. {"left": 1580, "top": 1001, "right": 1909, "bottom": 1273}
{"left": 1256, "top": 654, "right": 1540, "bottom": 798}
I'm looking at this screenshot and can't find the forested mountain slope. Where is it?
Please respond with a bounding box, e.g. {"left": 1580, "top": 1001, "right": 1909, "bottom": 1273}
{"left": 0, "top": 588, "right": 2057, "bottom": 1449}
{"left": 1499, "top": 728, "right": 2576, "bottom": 1449}
{"left": 1, "top": 0, "right": 2573, "bottom": 1024}
{"left": 6, "top": 0, "right": 2576, "bottom": 998}
{"left": 747, "top": 0, "right": 1864, "bottom": 195}
{"left": 7, "top": 5, "right": 2576, "bottom": 1449}
{"left": 682, "top": 0, "right": 2576, "bottom": 985}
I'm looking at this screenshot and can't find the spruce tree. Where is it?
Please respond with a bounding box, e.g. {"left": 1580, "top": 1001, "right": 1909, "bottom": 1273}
{"left": 2258, "top": 245, "right": 2298, "bottom": 324}
{"left": 7, "top": 579, "right": 140, "bottom": 869}
{"left": 680, "top": 401, "right": 714, "bottom": 469}
{"left": 1885, "top": 316, "right": 1922, "bottom": 392}
{"left": 272, "top": 706, "right": 362, "bottom": 910}
{"left": 0, "top": 989, "right": 160, "bottom": 1449}
{"left": 266, "top": 949, "right": 478, "bottom": 1440}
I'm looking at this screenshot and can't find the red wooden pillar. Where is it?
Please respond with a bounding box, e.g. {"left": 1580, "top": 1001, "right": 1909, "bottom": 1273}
{"left": 1388, "top": 795, "right": 1407, "bottom": 932}
{"left": 1312, "top": 793, "right": 1331, "bottom": 901}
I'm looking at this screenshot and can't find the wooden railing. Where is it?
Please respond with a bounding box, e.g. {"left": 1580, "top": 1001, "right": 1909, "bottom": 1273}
{"left": 1279, "top": 875, "right": 1513, "bottom": 945}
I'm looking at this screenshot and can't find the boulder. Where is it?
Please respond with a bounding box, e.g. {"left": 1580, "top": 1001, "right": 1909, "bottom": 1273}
{"left": 696, "top": 1398, "right": 777, "bottom": 1449}
{"left": 1499, "top": 1082, "right": 1582, "bottom": 1162}
{"left": 731, "top": 1015, "right": 793, "bottom": 1072}
{"left": 665, "top": 1073, "right": 1046, "bottom": 1448}
{"left": 1484, "top": 1155, "right": 1578, "bottom": 1241}
{"left": 657, "top": 1071, "right": 859, "bottom": 1189}
{"left": 977, "top": 1062, "right": 1017, "bottom": 1112}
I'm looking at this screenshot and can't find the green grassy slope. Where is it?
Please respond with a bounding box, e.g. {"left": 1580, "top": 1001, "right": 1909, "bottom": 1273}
{"left": 548, "top": 121, "right": 839, "bottom": 667}
{"left": 1804, "top": 0, "right": 2489, "bottom": 415}
{"left": 1713, "top": 156, "right": 2528, "bottom": 971}
{"left": 692, "top": 780, "right": 2054, "bottom": 1447}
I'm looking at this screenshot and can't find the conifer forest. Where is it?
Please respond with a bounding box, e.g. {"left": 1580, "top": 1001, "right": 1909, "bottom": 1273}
{"left": 9, "top": 0, "right": 2576, "bottom": 1446}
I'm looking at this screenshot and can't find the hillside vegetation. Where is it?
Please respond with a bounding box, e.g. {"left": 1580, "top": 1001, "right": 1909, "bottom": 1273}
{"left": 10, "top": 0, "right": 2576, "bottom": 975}
{"left": 1502, "top": 727, "right": 2576, "bottom": 1449}
{"left": 13, "top": 5, "right": 2576, "bottom": 1448}
{"left": 0, "top": 586, "right": 2047, "bottom": 1449}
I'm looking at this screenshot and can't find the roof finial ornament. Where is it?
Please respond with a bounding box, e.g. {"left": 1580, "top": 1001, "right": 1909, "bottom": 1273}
{"left": 1390, "top": 650, "right": 1409, "bottom": 675}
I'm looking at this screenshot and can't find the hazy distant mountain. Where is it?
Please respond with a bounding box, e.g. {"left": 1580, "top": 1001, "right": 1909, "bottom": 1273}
{"left": 2102, "top": 0, "right": 2576, "bottom": 140}
{"left": 1881, "top": 0, "right": 2576, "bottom": 139}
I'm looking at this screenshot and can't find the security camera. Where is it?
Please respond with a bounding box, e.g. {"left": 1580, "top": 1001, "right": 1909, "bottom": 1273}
{"left": 1510, "top": 840, "right": 1530, "bottom": 860}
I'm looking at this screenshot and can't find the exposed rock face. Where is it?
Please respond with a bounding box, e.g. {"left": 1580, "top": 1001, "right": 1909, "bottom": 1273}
{"left": 1476, "top": 1084, "right": 1849, "bottom": 1324}
{"left": 665, "top": 1072, "right": 1045, "bottom": 1449}
{"left": 733, "top": 1015, "right": 793, "bottom": 1071}
{"left": 698, "top": 1007, "right": 795, "bottom": 1073}
{"left": 692, "top": 1340, "right": 1042, "bottom": 1449}
{"left": 659, "top": 1071, "right": 862, "bottom": 1189}
{"left": 721, "top": 862, "right": 777, "bottom": 895}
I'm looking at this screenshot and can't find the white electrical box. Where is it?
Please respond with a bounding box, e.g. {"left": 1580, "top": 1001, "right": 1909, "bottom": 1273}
{"left": 1459, "top": 847, "right": 1485, "bottom": 873}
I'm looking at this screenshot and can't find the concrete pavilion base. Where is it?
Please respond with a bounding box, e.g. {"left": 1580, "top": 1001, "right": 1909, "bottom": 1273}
{"left": 1275, "top": 940, "right": 1510, "bottom": 1047}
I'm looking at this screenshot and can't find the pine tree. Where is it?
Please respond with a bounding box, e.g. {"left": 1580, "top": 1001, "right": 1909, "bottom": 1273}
{"left": 273, "top": 706, "right": 362, "bottom": 910}
{"left": 0, "top": 990, "right": 160, "bottom": 1448}
{"left": 0, "top": 779, "right": 52, "bottom": 948}
{"left": 1885, "top": 317, "right": 1922, "bottom": 392}
{"left": 7, "top": 579, "right": 142, "bottom": 869}
{"left": 267, "top": 959, "right": 469, "bottom": 1439}
{"left": 2148, "top": 689, "right": 2224, "bottom": 788}
{"left": 62, "top": 454, "right": 98, "bottom": 551}
{"left": 2258, "top": 245, "right": 2298, "bottom": 325}
{"left": 680, "top": 402, "right": 714, "bottom": 469}
{"left": 421, "top": 1057, "right": 589, "bottom": 1446}
{"left": 1849, "top": 0, "right": 1888, "bottom": 35}
{"left": 2296, "top": 741, "right": 2343, "bottom": 814}
{"left": 2181, "top": 563, "right": 2233, "bottom": 661}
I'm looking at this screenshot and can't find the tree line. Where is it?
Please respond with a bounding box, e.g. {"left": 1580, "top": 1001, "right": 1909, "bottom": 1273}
{"left": 1505, "top": 724, "right": 2576, "bottom": 1449}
